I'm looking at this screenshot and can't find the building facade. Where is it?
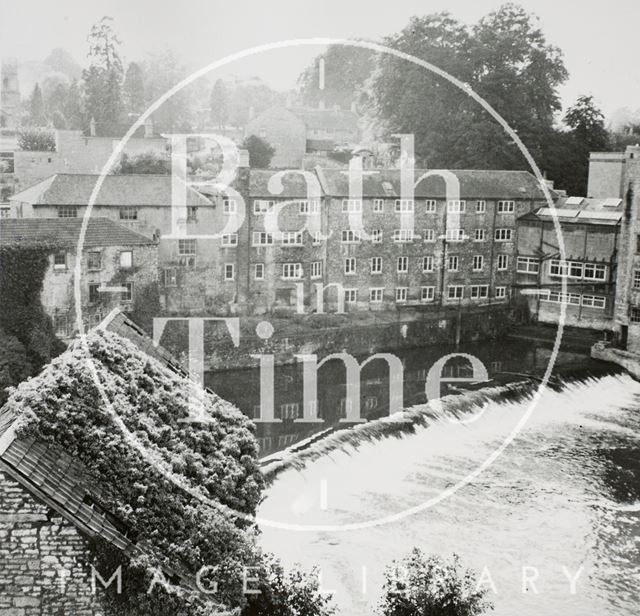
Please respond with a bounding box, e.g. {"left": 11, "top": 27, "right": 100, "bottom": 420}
{"left": 0, "top": 218, "right": 157, "bottom": 340}
{"left": 515, "top": 196, "right": 622, "bottom": 330}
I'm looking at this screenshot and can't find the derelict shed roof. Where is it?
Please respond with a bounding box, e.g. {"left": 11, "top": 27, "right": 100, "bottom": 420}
{"left": 250, "top": 168, "right": 318, "bottom": 199}
{"left": 10, "top": 174, "right": 212, "bottom": 207}
{"left": 0, "top": 217, "right": 157, "bottom": 248}
{"left": 317, "top": 168, "right": 553, "bottom": 200}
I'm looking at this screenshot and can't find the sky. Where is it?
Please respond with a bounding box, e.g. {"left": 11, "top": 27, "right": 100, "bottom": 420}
{"left": 1, "top": 0, "right": 639, "bottom": 120}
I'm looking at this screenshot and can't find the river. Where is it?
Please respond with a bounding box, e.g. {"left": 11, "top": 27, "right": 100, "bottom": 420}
{"left": 227, "top": 340, "right": 640, "bottom": 615}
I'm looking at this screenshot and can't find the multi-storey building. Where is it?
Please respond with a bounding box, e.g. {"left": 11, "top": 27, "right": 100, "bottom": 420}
{"left": 0, "top": 218, "right": 157, "bottom": 340}
{"left": 515, "top": 196, "right": 622, "bottom": 330}
{"left": 315, "top": 168, "right": 551, "bottom": 311}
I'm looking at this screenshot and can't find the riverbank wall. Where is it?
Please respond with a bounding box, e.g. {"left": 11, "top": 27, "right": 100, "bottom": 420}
{"left": 591, "top": 342, "right": 640, "bottom": 380}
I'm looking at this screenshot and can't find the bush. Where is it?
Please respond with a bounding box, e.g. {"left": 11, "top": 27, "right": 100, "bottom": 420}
{"left": 377, "top": 549, "right": 492, "bottom": 616}
{"left": 17, "top": 127, "right": 56, "bottom": 151}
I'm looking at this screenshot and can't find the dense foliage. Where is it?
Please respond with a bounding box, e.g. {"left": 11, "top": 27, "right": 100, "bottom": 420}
{"left": 17, "top": 127, "right": 56, "bottom": 151}
{"left": 116, "top": 150, "right": 170, "bottom": 174}
{"left": 377, "top": 550, "right": 492, "bottom": 616}
{"left": 242, "top": 135, "right": 276, "bottom": 168}
{"left": 0, "top": 244, "right": 64, "bottom": 403}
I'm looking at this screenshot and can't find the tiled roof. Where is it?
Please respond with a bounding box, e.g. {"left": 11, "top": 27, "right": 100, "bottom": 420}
{"left": 10, "top": 174, "right": 212, "bottom": 207}
{"left": 0, "top": 218, "right": 156, "bottom": 248}
{"left": 317, "top": 167, "right": 554, "bottom": 200}
{"left": 249, "top": 168, "right": 319, "bottom": 198}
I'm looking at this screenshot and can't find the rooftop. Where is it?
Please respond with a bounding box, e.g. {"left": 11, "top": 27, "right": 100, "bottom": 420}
{"left": 0, "top": 217, "right": 156, "bottom": 248}
{"left": 10, "top": 174, "right": 212, "bottom": 207}
{"left": 519, "top": 196, "right": 623, "bottom": 226}
{"left": 317, "top": 167, "right": 554, "bottom": 200}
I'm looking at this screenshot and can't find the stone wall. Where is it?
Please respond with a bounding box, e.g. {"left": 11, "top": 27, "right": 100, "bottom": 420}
{"left": 0, "top": 469, "right": 101, "bottom": 616}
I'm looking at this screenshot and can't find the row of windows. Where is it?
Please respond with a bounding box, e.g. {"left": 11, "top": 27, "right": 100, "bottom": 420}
{"left": 539, "top": 290, "right": 606, "bottom": 309}
{"left": 253, "top": 199, "right": 321, "bottom": 215}
{"left": 548, "top": 259, "right": 607, "bottom": 281}
{"left": 341, "top": 199, "right": 516, "bottom": 214}
{"left": 53, "top": 250, "right": 133, "bottom": 270}
{"left": 342, "top": 254, "right": 510, "bottom": 275}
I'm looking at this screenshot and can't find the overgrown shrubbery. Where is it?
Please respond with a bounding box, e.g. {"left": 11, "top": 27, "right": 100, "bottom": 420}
{"left": 17, "top": 127, "right": 56, "bottom": 151}
{"left": 377, "top": 549, "right": 492, "bottom": 616}
{"left": 5, "top": 329, "right": 335, "bottom": 615}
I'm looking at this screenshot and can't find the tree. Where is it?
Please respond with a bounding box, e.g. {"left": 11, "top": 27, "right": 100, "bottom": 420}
{"left": 64, "top": 78, "right": 85, "bottom": 129}
{"left": 242, "top": 134, "right": 275, "bottom": 168}
{"left": 123, "top": 62, "right": 145, "bottom": 115}
{"left": 369, "top": 5, "right": 568, "bottom": 169}
{"left": 82, "top": 16, "right": 124, "bottom": 135}
{"left": 116, "top": 150, "right": 170, "bottom": 174}
{"left": 27, "top": 83, "right": 46, "bottom": 126}
{"left": 564, "top": 95, "right": 609, "bottom": 151}
{"left": 298, "top": 45, "right": 375, "bottom": 110}
{"left": 377, "top": 549, "right": 492, "bottom": 616}
{"left": 17, "top": 127, "right": 56, "bottom": 151}
{"left": 0, "top": 329, "right": 32, "bottom": 406}
{"left": 209, "top": 79, "right": 229, "bottom": 127}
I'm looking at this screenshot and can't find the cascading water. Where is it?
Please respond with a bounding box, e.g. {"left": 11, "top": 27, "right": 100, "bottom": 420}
{"left": 258, "top": 373, "right": 640, "bottom": 615}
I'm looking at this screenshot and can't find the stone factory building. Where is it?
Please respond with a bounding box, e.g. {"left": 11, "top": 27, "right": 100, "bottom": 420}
{"left": 315, "top": 167, "right": 552, "bottom": 311}
{"left": 0, "top": 218, "right": 157, "bottom": 341}
{"left": 515, "top": 196, "right": 622, "bottom": 330}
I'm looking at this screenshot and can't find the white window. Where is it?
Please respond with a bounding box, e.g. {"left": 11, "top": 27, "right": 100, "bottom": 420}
{"left": 634, "top": 270, "right": 640, "bottom": 289}
{"left": 310, "top": 261, "right": 323, "bottom": 279}
{"left": 342, "top": 199, "right": 362, "bottom": 213}
{"left": 373, "top": 199, "right": 384, "bottom": 213}
{"left": 495, "top": 286, "right": 507, "bottom": 299}
{"left": 583, "top": 263, "right": 607, "bottom": 281}
{"left": 282, "top": 263, "right": 302, "bottom": 279}
{"left": 581, "top": 294, "right": 606, "bottom": 309}
{"left": 119, "top": 206, "right": 138, "bottom": 220}
{"left": 447, "top": 285, "right": 464, "bottom": 300}
{"left": 57, "top": 205, "right": 77, "bottom": 218}
{"left": 395, "top": 199, "right": 414, "bottom": 213}
{"left": 497, "top": 200, "right": 515, "bottom": 213}
{"left": 342, "top": 229, "right": 362, "bottom": 243}
{"left": 311, "top": 231, "right": 323, "bottom": 245}
{"left": 371, "top": 229, "right": 383, "bottom": 243}
{"left": 447, "top": 255, "right": 459, "bottom": 271}
{"left": 422, "top": 256, "right": 434, "bottom": 272}
{"left": 221, "top": 233, "right": 238, "bottom": 247}
{"left": 370, "top": 288, "right": 384, "bottom": 303}
{"left": 53, "top": 251, "right": 67, "bottom": 270}
{"left": 223, "top": 198, "right": 237, "bottom": 214}
{"left": 421, "top": 286, "right": 435, "bottom": 302}
{"left": 187, "top": 206, "right": 198, "bottom": 223}
{"left": 253, "top": 231, "right": 274, "bottom": 246}
{"left": 344, "top": 288, "right": 358, "bottom": 303}
{"left": 253, "top": 263, "right": 264, "bottom": 280}
{"left": 253, "top": 199, "right": 274, "bottom": 215}
{"left": 120, "top": 250, "right": 133, "bottom": 269}
{"left": 447, "top": 200, "right": 466, "bottom": 213}
{"left": 541, "top": 291, "right": 581, "bottom": 306}
{"left": 371, "top": 257, "right": 382, "bottom": 274}
{"left": 281, "top": 231, "right": 303, "bottom": 246}
{"left": 470, "top": 285, "right": 489, "bottom": 299}
{"left": 344, "top": 257, "right": 356, "bottom": 275}
{"left": 497, "top": 254, "right": 509, "bottom": 270}
{"left": 472, "top": 255, "right": 484, "bottom": 271}
{"left": 393, "top": 229, "right": 414, "bottom": 243}
{"left": 87, "top": 252, "right": 101, "bottom": 271}
{"left": 423, "top": 229, "right": 435, "bottom": 242}
{"left": 517, "top": 257, "right": 540, "bottom": 274}
{"left": 299, "top": 200, "right": 320, "bottom": 214}
{"left": 397, "top": 256, "right": 409, "bottom": 273}
{"left": 474, "top": 229, "right": 486, "bottom": 242}
{"left": 178, "top": 239, "right": 196, "bottom": 266}
{"left": 494, "top": 228, "right": 513, "bottom": 242}
{"left": 549, "top": 259, "right": 569, "bottom": 277}
{"left": 224, "top": 263, "right": 235, "bottom": 280}
{"left": 476, "top": 200, "right": 486, "bottom": 213}
{"left": 163, "top": 268, "right": 177, "bottom": 286}
{"left": 425, "top": 199, "right": 437, "bottom": 213}
{"left": 395, "top": 287, "right": 408, "bottom": 302}
{"left": 445, "top": 228, "right": 465, "bottom": 242}
{"left": 121, "top": 282, "right": 134, "bottom": 302}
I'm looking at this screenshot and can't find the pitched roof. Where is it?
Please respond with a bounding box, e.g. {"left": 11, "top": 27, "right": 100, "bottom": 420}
{"left": 249, "top": 168, "right": 319, "bottom": 198}
{"left": 0, "top": 218, "right": 156, "bottom": 248}
{"left": 10, "top": 174, "right": 212, "bottom": 207}
{"left": 317, "top": 167, "right": 554, "bottom": 200}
